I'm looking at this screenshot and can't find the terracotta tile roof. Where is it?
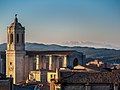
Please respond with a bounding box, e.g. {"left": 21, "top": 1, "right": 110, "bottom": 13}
{"left": 60, "top": 70, "right": 120, "bottom": 84}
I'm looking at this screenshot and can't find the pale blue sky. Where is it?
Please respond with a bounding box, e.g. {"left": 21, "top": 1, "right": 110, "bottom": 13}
{"left": 0, "top": 0, "right": 120, "bottom": 46}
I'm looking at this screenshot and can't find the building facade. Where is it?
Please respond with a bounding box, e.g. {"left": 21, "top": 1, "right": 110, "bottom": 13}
{"left": 6, "top": 14, "right": 26, "bottom": 84}
{"left": 6, "top": 15, "right": 85, "bottom": 84}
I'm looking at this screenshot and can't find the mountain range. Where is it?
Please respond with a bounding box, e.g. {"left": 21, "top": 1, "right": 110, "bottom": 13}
{"left": 0, "top": 42, "right": 120, "bottom": 64}
{"left": 62, "top": 41, "right": 120, "bottom": 50}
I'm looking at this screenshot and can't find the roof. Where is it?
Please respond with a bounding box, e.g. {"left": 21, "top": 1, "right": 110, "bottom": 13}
{"left": 26, "top": 50, "right": 80, "bottom": 56}
{"left": 59, "top": 70, "right": 120, "bottom": 84}
{"left": 73, "top": 65, "right": 98, "bottom": 72}
{"left": 8, "top": 15, "right": 25, "bottom": 30}
{"left": 74, "top": 65, "right": 86, "bottom": 70}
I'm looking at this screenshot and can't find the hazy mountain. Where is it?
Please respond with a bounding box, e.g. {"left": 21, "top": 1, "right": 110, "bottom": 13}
{"left": 62, "top": 41, "right": 120, "bottom": 50}
{"left": 0, "top": 43, "right": 7, "bottom": 51}
{"left": 0, "top": 42, "right": 120, "bottom": 64}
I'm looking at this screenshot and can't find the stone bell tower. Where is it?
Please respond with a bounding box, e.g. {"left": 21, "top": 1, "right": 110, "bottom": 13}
{"left": 6, "top": 14, "right": 26, "bottom": 84}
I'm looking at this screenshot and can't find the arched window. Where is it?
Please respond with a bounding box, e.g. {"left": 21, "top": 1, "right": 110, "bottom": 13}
{"left": 73, "top": 58, "right": 78, "bottom": 67}
{"left": 10, "top": 34, "right": 13, "bottom": 44}
{"left": 17, "top": 34, "right": 19, "bottom": 43}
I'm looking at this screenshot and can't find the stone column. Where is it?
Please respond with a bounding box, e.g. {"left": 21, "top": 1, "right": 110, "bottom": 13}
{"left": 49, "top": 55, "right": 52, "bottom": 70}
{"left": 36, "top": 55, "right": 40, "bottom": 70}
{"left": 114, "top": 83, "right": 118, "bottom": 90}
{"left": 56, "top": 68, "right": 59, "bottom": 80}
{"left": 50, "top": 80, "right": 55, "bottom": 90}
{"left": 36, "top": 55, "right": 39, "bottom": 70}
{"left": 63, "top": 55, "right": 67, "bottom": 67}
{"left": 85, "top": 83, "right": 91, "bottom": 90}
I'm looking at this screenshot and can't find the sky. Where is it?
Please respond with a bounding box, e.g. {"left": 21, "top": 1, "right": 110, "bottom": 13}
{"left": 0, "top": 0, "right": 120, "bottom": 46}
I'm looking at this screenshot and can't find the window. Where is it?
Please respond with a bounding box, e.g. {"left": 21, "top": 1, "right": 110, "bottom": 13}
{"left": 51, "top": 74, "right": 52, "bottom": 78}
{"left": 10, "top": 62, "right": 12, "bottom": 65}
{"left": 54, "top": 75, "right": 56, "bottom": 79}
{"left": 17, "top": 34, "right": 19, "bottom": 43}
{"left": 73, "top": 58, "right": 79, "bottom": 67}
{"left": 10, "top": 34, "right": 13, "bottom": 44}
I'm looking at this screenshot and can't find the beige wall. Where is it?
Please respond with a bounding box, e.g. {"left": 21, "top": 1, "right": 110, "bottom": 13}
{"left": 6, "top": 50, "right": 26, "bottom": 84}
{"left": 6, "top": 51, "right": 16, "bottom": 83}
{"left": 28, "top": 71, "right": 40, "bottom": 81}
{"left": 47, "top": 72, "right": 56, "bottom": 83}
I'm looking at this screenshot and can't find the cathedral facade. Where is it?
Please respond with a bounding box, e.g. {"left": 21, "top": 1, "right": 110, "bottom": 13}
{"left": 6, "top": 15, "right": 85, "bottom": 84}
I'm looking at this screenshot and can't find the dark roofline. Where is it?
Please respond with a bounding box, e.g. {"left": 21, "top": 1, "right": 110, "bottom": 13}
{"left": 26, "top": 50, "right": 81, "bottom": 56}
{"left": 26, "top": 50, "right": 77, "bottom": 52}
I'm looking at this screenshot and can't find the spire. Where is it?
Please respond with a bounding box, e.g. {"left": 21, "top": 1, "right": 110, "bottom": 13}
{"left": 14, "top": 14, "right": 18, "bottom": 23}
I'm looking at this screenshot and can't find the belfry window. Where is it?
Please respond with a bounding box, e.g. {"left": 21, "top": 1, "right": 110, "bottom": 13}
{"left": 17, "top": 34, "right": 19, "bottom": 43}
{"left": 10, "top": 34, "right": 13, "bottom": 44}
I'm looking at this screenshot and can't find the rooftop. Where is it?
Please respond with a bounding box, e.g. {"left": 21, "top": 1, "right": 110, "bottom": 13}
{"left": 59, "top": 70, "right": 120, "bottom": 84}
{"left": 26, "top": 50, "right": 81, "bottom": 56}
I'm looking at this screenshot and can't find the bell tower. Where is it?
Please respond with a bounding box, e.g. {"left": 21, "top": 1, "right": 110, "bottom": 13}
{"left": 6, "top": 15, "right": 26, "bottom": 84}
{"left": 7, "top": 14, "right": 25, "bottom": 50}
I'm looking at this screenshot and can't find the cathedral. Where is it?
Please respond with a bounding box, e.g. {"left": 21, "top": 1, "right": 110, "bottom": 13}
{"left": 6, "top": 15, "right": 85, "bottom": 84}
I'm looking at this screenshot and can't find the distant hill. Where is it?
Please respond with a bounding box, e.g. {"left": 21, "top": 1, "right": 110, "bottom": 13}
{"left": 1, "top": 42, "right": 120, "bottom": 64}
{"left": 0, "top": 43, "right": 6, "bottom": 51}
{"left": 62, "top": 41, "right": 120, "bottom": 50}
